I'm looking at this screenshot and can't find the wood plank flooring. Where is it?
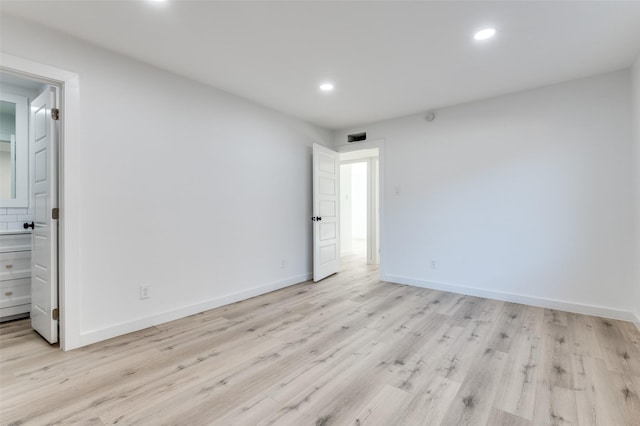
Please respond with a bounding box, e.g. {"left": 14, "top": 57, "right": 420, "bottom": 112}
{"left": 1, "top": 253, "right": 639, "bottom": 425}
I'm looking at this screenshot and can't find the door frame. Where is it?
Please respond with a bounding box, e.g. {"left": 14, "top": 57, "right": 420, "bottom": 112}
{"left": 336, "top": 139, "right": 385, "bottom": 277}
{"left": 339, "top": 156, "right": 379, "bottom": 265}
{"left": 1, "top": 53, "right": 80, "bottom": 351}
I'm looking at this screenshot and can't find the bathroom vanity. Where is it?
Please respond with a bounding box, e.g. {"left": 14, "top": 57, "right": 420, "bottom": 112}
{"left": 0, "top": 230, "right": 31, "bottom": 321}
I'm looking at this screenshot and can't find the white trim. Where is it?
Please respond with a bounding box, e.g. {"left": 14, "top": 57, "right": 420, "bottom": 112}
{"left": 366, "top": 156, "right": 379, "bottom": 265}
{"left": 77, "top": 273, "right": 312, "bottom": 347}
{"left": 383, "top": 273, "right": 638, "bottom": 323}
{"left": 336, "top": 138, "right": 385, "bottom": 153}
{"left": 1, "top": 53, "right": 81, "bottom": 351}
{"left": 633, "top": 312, "right": 640, "bottom": 332}
{"left": 340, "top": 148, "right": 379, "bottom": 162}
{"left": 340, "top": 158, "right": 370, "bottom": 166}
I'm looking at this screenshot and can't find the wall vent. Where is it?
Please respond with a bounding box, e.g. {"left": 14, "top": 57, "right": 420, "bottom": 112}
{"left": 347, "top": 132, "right": 366, "bottom": 143}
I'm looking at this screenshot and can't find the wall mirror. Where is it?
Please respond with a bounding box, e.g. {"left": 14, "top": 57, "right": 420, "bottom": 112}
{"left": 0, "top": 91, "right": 28, "bottom": 207}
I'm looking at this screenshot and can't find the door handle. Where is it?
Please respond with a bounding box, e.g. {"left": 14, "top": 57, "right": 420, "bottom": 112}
{"left": 23, "top": 222, "right": 34, "bottom": 229}
{"left": 311, "top": 216, "right": 323, "bottom": 222}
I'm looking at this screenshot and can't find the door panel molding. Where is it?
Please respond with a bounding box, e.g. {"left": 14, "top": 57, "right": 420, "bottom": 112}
{"left": 313, "top": 144, "right": 340, "bottom": 282}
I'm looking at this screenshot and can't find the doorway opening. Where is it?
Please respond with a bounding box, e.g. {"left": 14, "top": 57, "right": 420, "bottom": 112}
{"left": 0, "top": 69, "right": 62, "bottom": 345}
{"left": 311, "top": 143, "right": 382, "bottom": 282}
{"left": 339, "top": 148, "right": 379, "bottom": 268}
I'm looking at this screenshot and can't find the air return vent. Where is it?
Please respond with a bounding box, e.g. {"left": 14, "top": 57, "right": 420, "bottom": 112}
{"left": 347, "top": 132, "right": 366, "bottom": 143}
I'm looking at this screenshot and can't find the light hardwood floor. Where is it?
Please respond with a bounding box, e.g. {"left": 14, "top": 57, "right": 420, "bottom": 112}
{"left": 1, "top": 253, "right": 639, "bottom": 425}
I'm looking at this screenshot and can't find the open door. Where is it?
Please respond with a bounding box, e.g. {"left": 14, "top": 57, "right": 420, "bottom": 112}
{"left": 312, "top": 143, "right": 340, "bottom": 282}
{"left": 30, "top": 87, "right": 58, "bottom": 344}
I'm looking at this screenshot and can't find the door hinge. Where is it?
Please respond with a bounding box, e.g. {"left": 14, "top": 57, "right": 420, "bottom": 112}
{"left": 51, "top": 108, "right": 60, "bottom": 121}
{"left": 52, "top": 308, "right": 59, "bottom": 321}
{"left": 52, "top": 208, "right": 59, "bottom": 220}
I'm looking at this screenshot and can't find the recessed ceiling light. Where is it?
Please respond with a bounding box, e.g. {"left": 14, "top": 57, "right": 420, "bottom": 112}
{"left": 474, "top": 28, "right": 496, "bottom": 41}
{"left": 319, "top": 83, "right": 334, "bottom": 92}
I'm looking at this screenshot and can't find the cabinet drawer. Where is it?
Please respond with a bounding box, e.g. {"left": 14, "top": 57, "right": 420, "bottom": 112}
{"left": 0, "top": 304, "right": 30, "bottom": 320}
{"left": 0, "top": 278, "right": 31, "bottom": 309}
{"left": 0, "top": 251, "right": 31, "bottom": 281}
{"left": 0, "top": 233, "right": 31, "bottom": 253}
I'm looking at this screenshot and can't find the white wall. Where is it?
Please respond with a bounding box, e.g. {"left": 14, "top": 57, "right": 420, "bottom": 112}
{"left": 335, "top": 71, "right": 636, "bottom": 320}
{"left": 632, "top": 56, "right": 640, "bottom": 326}
{"left": 339, "top": 162, "right": 367, "bottom": 252}
{"left": 1, "top": 15, "right": 332, "bottom": 347}
{"left": 339, "top": 163, "right": 353, "bottom": 254}
{"left": 351, "top": 162, "right": 368, "bottom": 240}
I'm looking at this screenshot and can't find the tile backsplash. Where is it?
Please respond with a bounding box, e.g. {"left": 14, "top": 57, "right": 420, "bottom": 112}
{"left": 0, "top": 208, "right": 33, "bottom": 231}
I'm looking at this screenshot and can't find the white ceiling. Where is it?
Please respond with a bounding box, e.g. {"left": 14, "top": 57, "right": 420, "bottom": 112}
{"left": 3, "top": 1, "right": 640, "bottom": 130}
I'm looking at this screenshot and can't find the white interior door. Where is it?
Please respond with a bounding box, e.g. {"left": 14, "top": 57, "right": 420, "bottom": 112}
{"left": 313, "top": 144, "right": 340, "bottom": 282}
{"left": 30, "top": 87, "right": 58, "bottom": 344}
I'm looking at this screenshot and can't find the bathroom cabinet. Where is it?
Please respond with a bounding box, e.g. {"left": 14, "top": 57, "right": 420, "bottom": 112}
{"left": 0, "top": 231, "right": 31, "bottom": 321}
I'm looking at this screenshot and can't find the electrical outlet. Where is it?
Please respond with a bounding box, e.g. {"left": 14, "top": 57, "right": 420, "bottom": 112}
{"left": 140, "top": 285, "right": 150, "bottom": 300}
{"left": 430, "top": 260, "right": 437, "bottom": 269}
{"left": 281, "top": 259, "right": 286, "bottom": 269}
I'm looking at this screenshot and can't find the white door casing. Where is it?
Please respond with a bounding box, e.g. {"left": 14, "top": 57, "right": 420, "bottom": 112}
{"left": 30, "top": 87, "right": 58, "bottom": 344}
{"left": 367, "top": 157, "right": 380, "bottom": 265}
{"left": 313, "top": 143, "right": 340, "bottom": 282}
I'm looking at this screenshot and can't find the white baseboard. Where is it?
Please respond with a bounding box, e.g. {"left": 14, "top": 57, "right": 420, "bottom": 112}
{"left": 633, "top": 312, "right": 640, "bottom": 332}
{"left": 77, "top": 273, "right": 312, "bottom": 349}
{"left": 383, "top": 274, "right": 637, "bottom": 323}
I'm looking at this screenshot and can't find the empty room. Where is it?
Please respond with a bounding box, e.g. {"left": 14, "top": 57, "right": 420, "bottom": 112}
{"left": 1, "top": 1, "right": 639, "bottom": 425}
